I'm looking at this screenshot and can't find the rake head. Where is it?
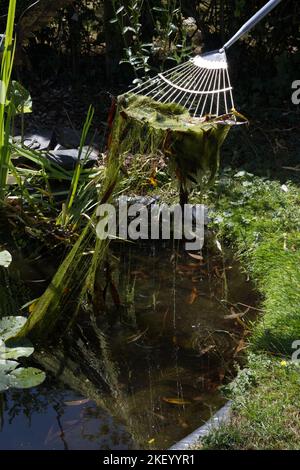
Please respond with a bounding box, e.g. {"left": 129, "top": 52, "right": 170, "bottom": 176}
{"left": 130, "top": 50, "right": 234, "bottom": 120}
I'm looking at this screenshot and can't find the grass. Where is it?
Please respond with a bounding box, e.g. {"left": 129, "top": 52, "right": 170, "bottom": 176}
{"left": 188, "top": 170, "right": 300, "bottom": 450}
{"left": 206, "top": 171, "right": 300, "bottom": 355}
{"left": 200, "top": 354, "right": 300, "bottom": 450}
{"left": 0, "top": 0, "right": 16, "bottom": 200}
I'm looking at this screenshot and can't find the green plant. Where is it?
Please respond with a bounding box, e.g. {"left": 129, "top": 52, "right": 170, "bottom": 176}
{"left": 111, "top": 0, "right": 191, "bottom": 79}
{"left": 57, "top": 105, "right": 95, "bottom": 227}
{"left": 0, "top": 0, "right": 17, "bottom": 201}
{"left": 0, "top": 316, "right": 46, "bottom": 392}
{"left": 205, "top": 171, "right": 300, "bottom": 355}
{"left": 201, "top": 354, "right": 300, "bottom": 450}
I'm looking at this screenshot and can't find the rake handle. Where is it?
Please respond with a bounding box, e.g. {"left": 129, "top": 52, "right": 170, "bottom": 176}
{"left": 222, "top": 0, "right": 282, "bottom": 51}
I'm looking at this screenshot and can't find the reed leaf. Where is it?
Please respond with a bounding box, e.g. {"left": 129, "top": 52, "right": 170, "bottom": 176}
{"left": 0, "top": 0, "right": 17, "bottom": 200}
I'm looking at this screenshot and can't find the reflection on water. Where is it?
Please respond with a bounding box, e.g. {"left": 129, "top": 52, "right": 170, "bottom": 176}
{"left": 0, "top": 383, "right": 133, "bottom": 450}
{"left": 0, "top": 240, "right": 257, "bottom": 449}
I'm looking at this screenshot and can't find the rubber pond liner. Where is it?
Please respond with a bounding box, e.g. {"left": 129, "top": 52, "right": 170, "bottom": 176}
{"left": 110, "top": 94, "right": 247, "bottom": 201}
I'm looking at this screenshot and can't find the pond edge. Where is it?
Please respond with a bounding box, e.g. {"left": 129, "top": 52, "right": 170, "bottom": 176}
{"left": 169, "top": 401, "right": 232, "bottom": 450}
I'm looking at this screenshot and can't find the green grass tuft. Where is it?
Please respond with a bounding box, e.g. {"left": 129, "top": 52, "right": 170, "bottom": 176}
{"left": 201, "top": 354, "right": 300, "bottom": 450}
{"left": 207, "top": 171, "right": 300, "bottom": 355}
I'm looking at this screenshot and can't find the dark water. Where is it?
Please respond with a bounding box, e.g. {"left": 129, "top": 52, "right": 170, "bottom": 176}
{"left": 0, "top": 240, "right": 257, "bottom": 450}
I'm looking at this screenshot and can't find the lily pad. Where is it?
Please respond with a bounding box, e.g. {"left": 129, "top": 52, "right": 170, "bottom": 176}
{"left": 0, "top": 316, "right": 45, "bottom": 392}
{"left": 0, "top": 316, "right": 27, "bottom": 342}
{"left": 0, "top": 359, "right": 19, "bottom": 374}
{"left": 8, "top": 367, "right": 46, "bottom": 389}
{"left": 0, "top": 338, "right": 34, "bottom": 360}
{"left": 0, "top": 360, "right": 19, "bottom": 391}
{"left": 0, "top": 250, "right": 12, "bottom": 268}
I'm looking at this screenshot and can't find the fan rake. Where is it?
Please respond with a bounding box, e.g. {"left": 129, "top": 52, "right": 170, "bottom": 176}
{"left": 129, "top": 0, "right": 282, "bottom": 119}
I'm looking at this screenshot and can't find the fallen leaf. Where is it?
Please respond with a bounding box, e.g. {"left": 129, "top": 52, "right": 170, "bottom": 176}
{"left": 187, "top": 287, "right": 198, "bottom": 304}
{"left": 187, "top": 252, "right": 203, "bottom": 261}
{"left": 224, "top": 307, "right": 250, "bottom": 320}
{"left": 199, "top": 345, "right": 215, "bottom": 356}
{"left": 64, "top": 398, "right": 90, "bottom": 407}
{"left": 127, "top": 328, "right": 148, "bottom": 344}
{"left": 234, "top": 339, "right": 247, "bottom": 357}
{"left": 149, "top": 177, "right": 158, "bottom": 187}
{"left": 192, "top": 395, "right": 205, "bottom": 402}
{"left": 178, "top": 418, "right": 189, "bottom": 429}
{"left": 162, "top": 397, "right": 191, "bottom": 405}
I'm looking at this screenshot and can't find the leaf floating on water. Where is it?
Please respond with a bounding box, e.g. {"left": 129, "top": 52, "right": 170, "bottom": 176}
{"left": 192, "top": 395, "right": 205, "bottom": 402}
{"left": 224, "top": 307, "right": 250, "bottom": 320}
{"left": 199, "top": 345, "right": 215, "bottom": 356}
{"left": 0, "top": 338, "right": 34, "bottom": 360}
{"left": 65, "top": 398, "right": 90, "bottom": 407}
{"left": 234, "top": 339, "right": 247, "bottom": 357}
{"left": 162, "top": 397, "right": 191, "bottom": 405}
{"left": 187, "top": 252, "right": 203, "bottom": 261}
{"left": 187, "top": 287, "right": 198, "bottom": 304}
{"left": 178, "top": 418, "right": 189, "bottom": 429}
{"left": 127, "top": 328, "right": 148, "bottom": 344}
{"left": 8, "top": 367, "right": 46, "bottom": 389}
{"left": 0, "top": 316, "right": 27, "bottom": 342}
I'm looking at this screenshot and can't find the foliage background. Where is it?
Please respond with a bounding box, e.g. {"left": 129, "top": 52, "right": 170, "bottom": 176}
{"left": 0, "top": 1, "right": 299, "bottom": 173}
{"left": 0, "top": 1, "right": 298, "bottom": 98}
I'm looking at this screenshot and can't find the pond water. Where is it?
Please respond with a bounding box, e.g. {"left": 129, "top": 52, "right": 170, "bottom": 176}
{"left": 0, "top": 239, "right": 257, "bottom": 450}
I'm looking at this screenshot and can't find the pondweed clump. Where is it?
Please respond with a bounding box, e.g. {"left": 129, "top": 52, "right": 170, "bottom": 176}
{"left": 110, "top": 95, "right": 244, "bottom": 203}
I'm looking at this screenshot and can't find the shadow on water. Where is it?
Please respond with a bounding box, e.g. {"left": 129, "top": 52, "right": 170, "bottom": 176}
{"left": 0, "top": 238, "right": 258, "bottom": 450}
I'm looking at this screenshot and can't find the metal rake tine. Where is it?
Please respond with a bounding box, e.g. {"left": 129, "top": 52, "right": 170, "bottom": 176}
{"left": 223, "top": 69, "right": 228, "bottom": 114}
{"left": 130, "top": 61, "right": 190, "bottom": 94}
{"left": 216, "top": 69, "right": 222, "bottom": 117}
{"left": 160, "top": 64, "right": 199, "bottom": 103}
{"left": 209, "top": 69, "right": 219, "bottom": 115}
{"left": 153, "top": 63, "right": 194, "bottom": 100}
{"left": 226, "top": 68, "right": 235, "bottom": 110}
{"left": 198, "top": 69, "right": 217, "bottom": 118}
{"left": 177, "top": 66, "right": 206, "bottom": 107}
{"left": 175, "top": 67, "right": 206, "bottom": 107}
{"left": 193, "top": 68, "right": 215, "bottom": 117}
{"left": 131, "top": 62, "right": 192, "bottom": 98}
{"left": 188, "top": 68, "right": 212, "bottom": 114}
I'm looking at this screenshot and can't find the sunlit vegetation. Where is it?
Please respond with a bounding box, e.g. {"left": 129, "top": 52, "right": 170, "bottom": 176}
{"left": 0, "top": 0, "right": 299, "bottom": 452}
